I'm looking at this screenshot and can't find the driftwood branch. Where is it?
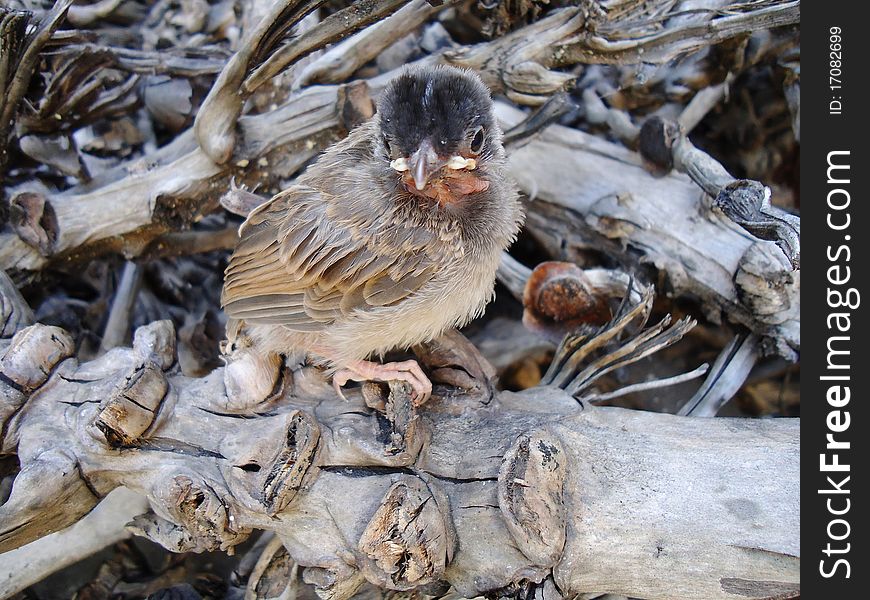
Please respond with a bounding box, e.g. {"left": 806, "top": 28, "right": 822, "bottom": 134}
{"left": 194, "top": 0, "right": 410, "bottom": 164}
{"left": 0, "top": 0, "right": 74, "bottom": 171}
{"left": 0, "top": 241, "right": 799, "bottom": 600}
{"left": 497, "top": 103, "right": 799, "bottom": 360}
{"left": 292, "top": 0, "right": 443, "bottom": 89}
{"left": 0, "top": 487, "right": 149, "bottom": 598}
{"left": 552, "top": 0, "right": 800, "bottom": 66}
{"left": 0, "top": 311, "right": 798, "bottom": 600}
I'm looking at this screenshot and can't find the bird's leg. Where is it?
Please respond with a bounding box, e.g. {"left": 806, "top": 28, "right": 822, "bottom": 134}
{"left": 333, "top": 359, "right": 432, "bottom": 406}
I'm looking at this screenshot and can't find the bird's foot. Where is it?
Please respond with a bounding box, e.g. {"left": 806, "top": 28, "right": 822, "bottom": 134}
{"left": 333, "top": 359, "right": 432, "bottom": 406}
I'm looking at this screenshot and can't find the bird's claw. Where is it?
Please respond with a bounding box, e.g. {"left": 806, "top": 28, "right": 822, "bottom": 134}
{"left": 332, "top": 359, "right": 432, "bottom": 406}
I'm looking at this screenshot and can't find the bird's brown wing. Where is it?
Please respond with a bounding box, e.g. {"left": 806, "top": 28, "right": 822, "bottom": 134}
{"left": 221, "top": 187, "right": 438, "bottom": 332}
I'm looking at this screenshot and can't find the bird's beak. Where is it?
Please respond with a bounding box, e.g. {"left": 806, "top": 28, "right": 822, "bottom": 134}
{"left": 407, "top": 139, "right": 443, "bottom": 191}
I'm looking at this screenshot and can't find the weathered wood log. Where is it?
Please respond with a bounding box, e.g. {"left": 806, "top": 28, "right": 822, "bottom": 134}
{"left": 497, "top": 103, "right": 799, "bottom": 360}
{"left": 0, "top": 314, "right": 799, "bottom": 600}
{"left": 0, "top": 487, "right": 149, "bottom": 599}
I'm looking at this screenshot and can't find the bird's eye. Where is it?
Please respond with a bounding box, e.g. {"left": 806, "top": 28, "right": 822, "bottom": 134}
{"left": 469, "top": 126, "right": 485, "bottom": 154}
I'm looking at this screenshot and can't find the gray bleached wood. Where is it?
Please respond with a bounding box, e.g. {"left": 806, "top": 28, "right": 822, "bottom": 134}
{"left": 0, "top": 311, "right": 799, "bottom": 600}
{"left": 496, "top": 103, "right": 799, "bottom": 360}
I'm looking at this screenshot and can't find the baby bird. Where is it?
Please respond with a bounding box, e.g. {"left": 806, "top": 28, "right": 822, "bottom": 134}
{"left": 221, "top": 65, "right": 523, "bottom": 405}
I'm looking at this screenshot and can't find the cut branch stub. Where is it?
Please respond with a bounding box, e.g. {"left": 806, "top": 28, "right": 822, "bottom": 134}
{"left": 0, "top": 323, "right": 74, "bottom": 392}
{"left": 413, "top": 329, "right": 497, "bottom": 405}
{"left": 132, "top": 319, "right": 178, "bottom": 371}
{"left": 355, "top": 380, "right": 421, "bottom": 460}
{"left": 379, "top": 381, "right": 423, "bottom": 460}
{"left": 93, "top": 360, "right": 167, "bottom": 447}
{"left": 261, "top": 410, "right": 321, "bottom": 516}
{"left": 8, "top": 191, "right": 59, "bottom": 256}
{"left": 302, "top": 567, "right": 366, "bottom": 600}
{"left": 498, "top": 431, "right": 567, "bottom": 568}
{"left": 734, "top": 244, "right": 798, "bottom": 359}
{"left": 638, "top": 116, "right": 681, "bottom": 174}
{"left": 522, "top": 261, "right": 613, "bottom": 344}
{"left": 358, "top": 477, "right": 454, "bottom": 590}
{"left": 132, "top": 471, "right": 251, "bottom": 554}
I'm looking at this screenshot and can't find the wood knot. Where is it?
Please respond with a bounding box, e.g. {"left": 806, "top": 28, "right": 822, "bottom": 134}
{"left": 132, "top": 320, "right": 178, "bottom": 370}
{"left": 413, "top": 329, "right": 498, "bottom": 404}
{"left": 734, "top": 241, "right": 797, "bottom": 322}
{"left": 93, "top": 360, "right": 167, "bottom": 447}
{"left": 522, "top": 262, "right": 610, "bottom": 343}
{"left": 0, "top": 324, "right": 73, "bottom": 392}
{"left": 9, "top": 191, "right": 58, "bottom": 256}
{"left": 132, "top": 473, "right": 250, "bottom": 553}
{"left": 247, "top": 536, "right": 298, "bottom": 600}
{"left": 358, "top": 477, "right": 454, "bottom": 590}
{"left": 714, "top": 181, "right": 800, "bottom": 270}
{"left": 639, "top": 116, "right": 681, "bottom": 174}
{"left": 498, "top": 431, "right": 567, "bottom": 567}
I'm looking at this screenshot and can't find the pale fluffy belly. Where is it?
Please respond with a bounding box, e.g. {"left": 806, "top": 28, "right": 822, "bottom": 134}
{"left": 323, "top": 253, "right": 499, "bottom": 363}
{"left": 244, "top": 250, "right": 500, "bottom": 366}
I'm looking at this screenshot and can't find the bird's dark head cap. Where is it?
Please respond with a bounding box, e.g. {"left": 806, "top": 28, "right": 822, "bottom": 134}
{"left": 377, "top": 65, "right": 496, "bottom": 160}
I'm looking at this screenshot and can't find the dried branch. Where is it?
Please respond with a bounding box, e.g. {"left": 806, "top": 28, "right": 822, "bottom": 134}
{"left": 0, "top": 313, "right": 799, "bottom": 600}
{"left": 0, "top": 83, "right": 351, "bottom": 272}
{"left": 575, "top": 88, "right": 801, "bottom": 270}
{"left": 498, "top": 102, "right": 799, "bottom": 359}
{"left": 292, "top": 0, "right": 444, "bottom": 88}
{"left": 66, "top": 0, "right": 124, "bottom": 27}
{"left": 553, "top": 0, "right": 800, "bottom": 66}
{"left": 0, "top": 487, "right": 149, "bottom": 599}
{"left": 579, "top": 363, "right": 710, "bottom": 403}
{"left": 678, "top": 332, "right": 761, "bottom": 416}
{"left": 99, "top": 261, "right": 144, "bottom": 353}
{"left": 445, "top": 0, "right": 798, "bottom": 105}
{"left": 0, "top": 0, "right": 74, "bottom": 172}
{"left": 195, "top": 0, "right": 407, "bottom": 164}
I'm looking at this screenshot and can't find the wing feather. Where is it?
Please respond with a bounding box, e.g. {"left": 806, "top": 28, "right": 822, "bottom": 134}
{"left": 221, "top": 185, "right": 439, "bottom": 330}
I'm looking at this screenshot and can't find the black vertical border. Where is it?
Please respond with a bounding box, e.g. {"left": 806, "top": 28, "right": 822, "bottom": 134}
{"left": 802, "top": 2, "right": 868, "bottom": 596}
